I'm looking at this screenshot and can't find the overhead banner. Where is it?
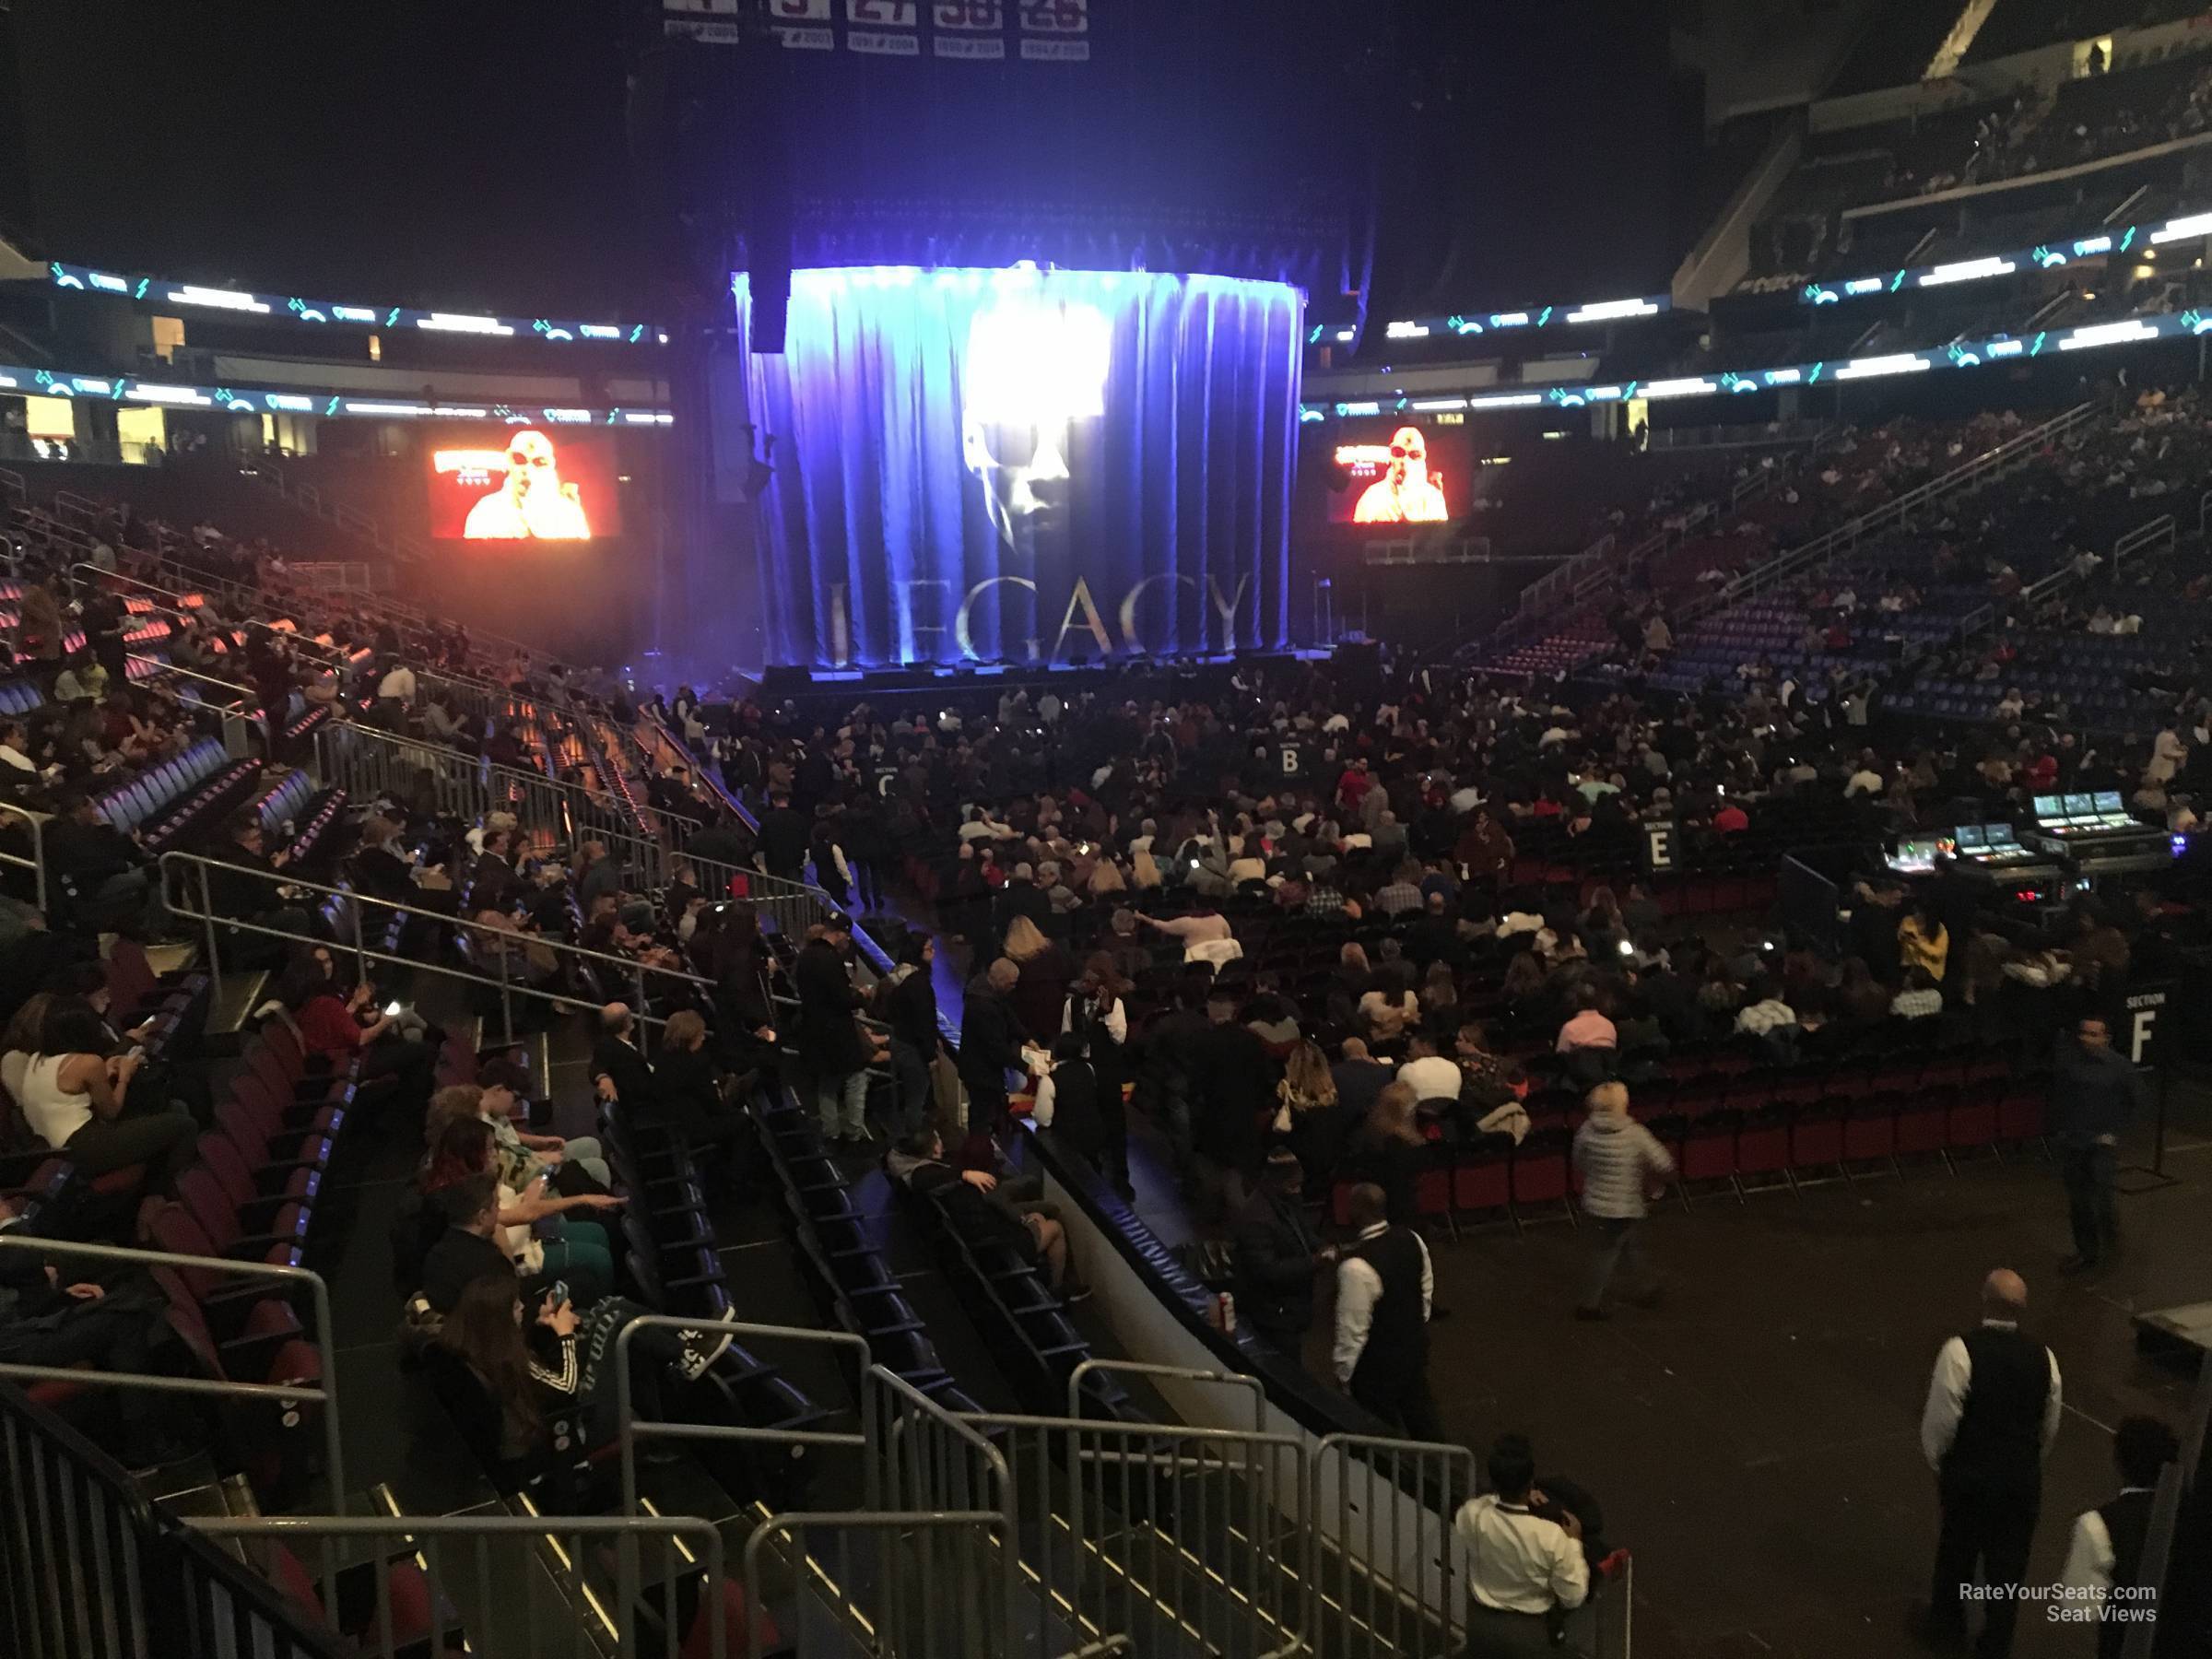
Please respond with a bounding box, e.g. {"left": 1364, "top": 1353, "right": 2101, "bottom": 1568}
{"left": 666, "top": 0, "right": 1088, "bottom": 59}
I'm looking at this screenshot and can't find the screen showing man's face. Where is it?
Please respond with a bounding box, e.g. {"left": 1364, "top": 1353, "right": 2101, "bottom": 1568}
{"left": 1332, "top": 420, "right": 1461, "bottom": 526}
{"left": 429, "top": 426, "right": 617, "bottom": 541}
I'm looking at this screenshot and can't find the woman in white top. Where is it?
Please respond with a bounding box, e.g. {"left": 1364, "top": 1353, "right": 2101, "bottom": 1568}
{"left": 12, "top": 1002, "right": 196, "bottom": 1218}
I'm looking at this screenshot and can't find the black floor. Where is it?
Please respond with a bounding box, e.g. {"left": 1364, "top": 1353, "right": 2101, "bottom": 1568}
{"left": 1386, "top": 1100, "right": 2212, "bottom": 1659}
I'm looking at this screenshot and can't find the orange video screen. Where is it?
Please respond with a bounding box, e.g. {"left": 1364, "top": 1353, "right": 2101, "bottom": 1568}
{"left": 427, "top": 428, "right": 619, "bottom": 541}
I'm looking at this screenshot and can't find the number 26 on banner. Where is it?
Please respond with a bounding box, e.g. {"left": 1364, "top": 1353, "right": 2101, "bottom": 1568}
{"left": 934, "top": 0, "right": 1003, "bottom": 26}
{"left": 1020, "top": 0, "right": 1087, "bottom": 29}
{"left": 848, "top": 0, "right": 918, "bottom": 22}
{"left": 768, "top": 0, "right": 830, "bottom": 17}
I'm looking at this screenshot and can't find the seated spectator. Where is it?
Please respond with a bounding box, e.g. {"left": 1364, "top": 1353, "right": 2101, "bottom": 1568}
{"left": 433, "top": 1272, "right": 729, "bottom": 1468}
{"left": 420, "top": 1118, "right": 620, "bottom": 1307}
{"left": 1556, "top": 989, "right": 1618, "bottom": 1054}
{"left": 889, "top": 1126, "right": 1088, "bottom": 1300}
{"left": 1330, "top": 1036, "right": 1394, "bottom": 1123}
{"left": 7, "top": 1001, "right": 195, "bottom": 1237}
{"left": 0, "top": 1194, "right": 195, "bottom": 1467}
{"left": 279, "top": 945, "right": 441, "bottom": 1104}
{"left": 1396, "top": 1032, "right": 1463, "bottom": 1105}
{"left": 1898, "top": 902, "right": 1949, "bottom": 984}
{"left": 203, "top": 812, "right": 312, "bottom": 969}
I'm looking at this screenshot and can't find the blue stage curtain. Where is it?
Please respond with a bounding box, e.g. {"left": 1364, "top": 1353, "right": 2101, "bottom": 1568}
{"left": 735, "top": 266, "right": 1303, "bottom": 668}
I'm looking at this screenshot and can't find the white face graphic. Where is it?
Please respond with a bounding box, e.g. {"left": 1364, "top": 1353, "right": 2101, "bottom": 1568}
{"left": 1386, "top": 426, "right": 1427, "bottom": 489}
{"left": 506, "top": 430, "right": 559, "bottom": 494}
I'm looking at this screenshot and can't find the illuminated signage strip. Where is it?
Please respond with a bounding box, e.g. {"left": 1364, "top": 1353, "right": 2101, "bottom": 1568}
{"left": 1315, "top": 292, "right": 1671, "bottom": 348}
{"left": 1298, "top": 310, "right": 2212, "bottom": 421}
{"left": 1799, "top": 206, "right": 2212, "bottom": 305}
{"left": 42, "top": 263, "right": 666, "bottom": 347}
{"left": 0, "top": 359, "right": 673, "bottom": 426}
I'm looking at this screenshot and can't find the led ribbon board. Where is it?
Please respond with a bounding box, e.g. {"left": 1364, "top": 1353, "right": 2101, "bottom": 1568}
{"left": 1310, "top": 293, "right": 1671, "bottom": 348}
{"left": 42, "top": 263, "right": 666, "bottom": 347}
{"left": 0, "top": 360, "right": 673, "bottom": 426}
{"left": 1296, "top": 310, "right": 2212, "bottom": 422}
{"left": 1799, "top": 206, "right": 2212, "bottom": 306}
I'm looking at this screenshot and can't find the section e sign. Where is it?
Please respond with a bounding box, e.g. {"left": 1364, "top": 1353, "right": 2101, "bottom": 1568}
{"left": 1643, "top": 819, "right": 1677, "bottom": 874}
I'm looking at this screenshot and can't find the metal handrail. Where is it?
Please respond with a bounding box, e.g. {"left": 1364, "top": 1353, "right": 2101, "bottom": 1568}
{"left": 0, "top": 1232, "right": 348, "bottom": 1596}
{"left": 1700, "top": 400, "right": 2099, "bottom": 616}
{"left": 187, "top": 1512, "right": 727, "bottom": 1658}
{"left": 614, "top": 1314, "right": 872, "bottom": 1520}
{"left": 745, "top": 1509, "right": 1016, "bottom": 1659}
{"left": 1065, "top": 1359, "right": 1265, "bottom": 1434}
{"left": 156, "top": 848, "right": 713, "bottom": 1042}
{"left": 0, "top": 797, "right": 48, "bottom": 912}
{"left": 956, "top": 1406, "right": 1309, "bottom": 1659}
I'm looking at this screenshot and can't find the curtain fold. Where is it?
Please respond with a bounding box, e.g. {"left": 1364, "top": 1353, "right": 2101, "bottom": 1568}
{"left": 736, "top": 265, "right": 1302, "bottom": 668}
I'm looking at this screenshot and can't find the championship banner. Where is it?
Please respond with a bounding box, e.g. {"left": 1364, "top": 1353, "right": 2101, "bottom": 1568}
{"left": 666, "top": 0, "right": 1088, "bottom": 59}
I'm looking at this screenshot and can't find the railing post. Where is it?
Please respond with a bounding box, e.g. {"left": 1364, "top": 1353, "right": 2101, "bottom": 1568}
{"left": 496, "top": 932, "right": 515, "bottom": 1047}
{"left": 196, "top": 860, "right": 220, "bottom": 979}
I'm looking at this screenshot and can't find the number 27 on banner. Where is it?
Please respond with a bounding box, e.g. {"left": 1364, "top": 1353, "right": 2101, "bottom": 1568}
{"left": 847, "top": 0, "right": 918, "bottom": 21}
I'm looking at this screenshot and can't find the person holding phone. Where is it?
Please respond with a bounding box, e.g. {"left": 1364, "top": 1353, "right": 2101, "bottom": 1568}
{"left": 422, "top": 1120, "right": 619, "bottom": 1307}
{"left": 278, "top": 945, "right": 438, "bottom": 1112}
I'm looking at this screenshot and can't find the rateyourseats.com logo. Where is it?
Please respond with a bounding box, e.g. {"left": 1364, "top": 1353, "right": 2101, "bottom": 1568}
{"left": 1958, "top": 1583, "right": 2158, "bottom": 1627}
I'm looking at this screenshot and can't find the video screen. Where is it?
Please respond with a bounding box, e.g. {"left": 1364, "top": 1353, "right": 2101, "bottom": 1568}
{"left": 1954, "top": 825, "right": 1986, "bottom": 851}
{"left": 1325, "top": 420, "right": 1473, "bottom": 526}
{"left": 2094, "top": 792, "right": 2124, "bottom": 813}
{"left": 2063, "top": 794, "right": 2095, "bottom": 818}
{"left": 2032, "top": 794, "right": 2060, "bottom": 818}
{"left": 426, "top": 427, "right": 619, "bottom": 542}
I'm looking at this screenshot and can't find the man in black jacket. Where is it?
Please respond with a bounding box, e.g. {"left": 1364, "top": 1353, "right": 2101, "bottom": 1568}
{"left": 797, "top": 922, "right": 873, "bottom": 1144}
{"left": 1231, "top": 1150, "right": 1334, "bottom": 1359}
{"left": 203, "top": 812, "right": 310, "bottom": 969}
{"left": 1920, "top": 1268, "right": 2062, "bottom": 1657}
{"left": 1189, "top": 988, "right": 1270, "bottom": 1217}
{"left": 45, "top": 791, "right": 157, "bottom": 935}
{"left": 755, "top": 792, "right": 811, "bottom": 880}
{"left": 591, "top": 1003, "right": 656, "bottom": 1109}
{"left": 958, "top": 958, "right": 1024, "bottom": 1135}
{"left": 2050, "top": 1018, "right": 2146, "bottom": 1273}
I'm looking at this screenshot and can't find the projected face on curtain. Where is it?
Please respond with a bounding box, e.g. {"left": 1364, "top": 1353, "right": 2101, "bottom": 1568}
{"left": 960, "top": 294, "right": 1111, "bottom": 551}
{"left": 730, "top": 265, "right": 1304, "bottom": 668}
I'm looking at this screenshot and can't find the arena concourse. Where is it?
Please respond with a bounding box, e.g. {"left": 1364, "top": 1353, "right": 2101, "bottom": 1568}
{"left": 0, "top": 3, "right": 2208, "bottom": 1657}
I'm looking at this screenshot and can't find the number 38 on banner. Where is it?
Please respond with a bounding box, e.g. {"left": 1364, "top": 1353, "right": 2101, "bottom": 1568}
{"left": 934, "top": 0, "right": 1003, "bottom": 25}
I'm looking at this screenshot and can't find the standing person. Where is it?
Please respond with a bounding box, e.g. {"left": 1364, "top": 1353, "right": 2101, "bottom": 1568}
{"left": 1330, "top": 1182, "right": 1439, "bottom": 1439}
{"left": 797, "top": 920, "right": 872, "bottom": 1146}
{"left": 1570, "top": 1081, "right": 1675, "bottom": 1320}
{"left": 1230, "top": 1148, "right": 1334, "bottom": 1361}
{"left": 877, "top": 935, "right": 943, "bottom": 1139}
{"left": 1920, "top": 1269, "right": 2063, "bottom": 1658}
{"left": 2050, "top": 1017, "right": 2145, "bottom": 1274}
{"left": 958, "top": 958, "right": 1025, "bottom": 1137}
{"left": 1189, "top": 987, "right": 1271, "bottom": 1218}
{"left": 1063, "top": 960, "right": 1131, "bottom": 1197}
{"left": 1453, "top": 1433, "right": 1591, "bottom": 1657}
{"left": 2060, "top": 1415, "right": 2180, "bottom": 1658}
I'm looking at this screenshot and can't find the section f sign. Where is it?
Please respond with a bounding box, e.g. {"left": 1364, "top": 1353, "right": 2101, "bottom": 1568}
{"left": 665, "top": 0, "right": 1088, "bottom": 60}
